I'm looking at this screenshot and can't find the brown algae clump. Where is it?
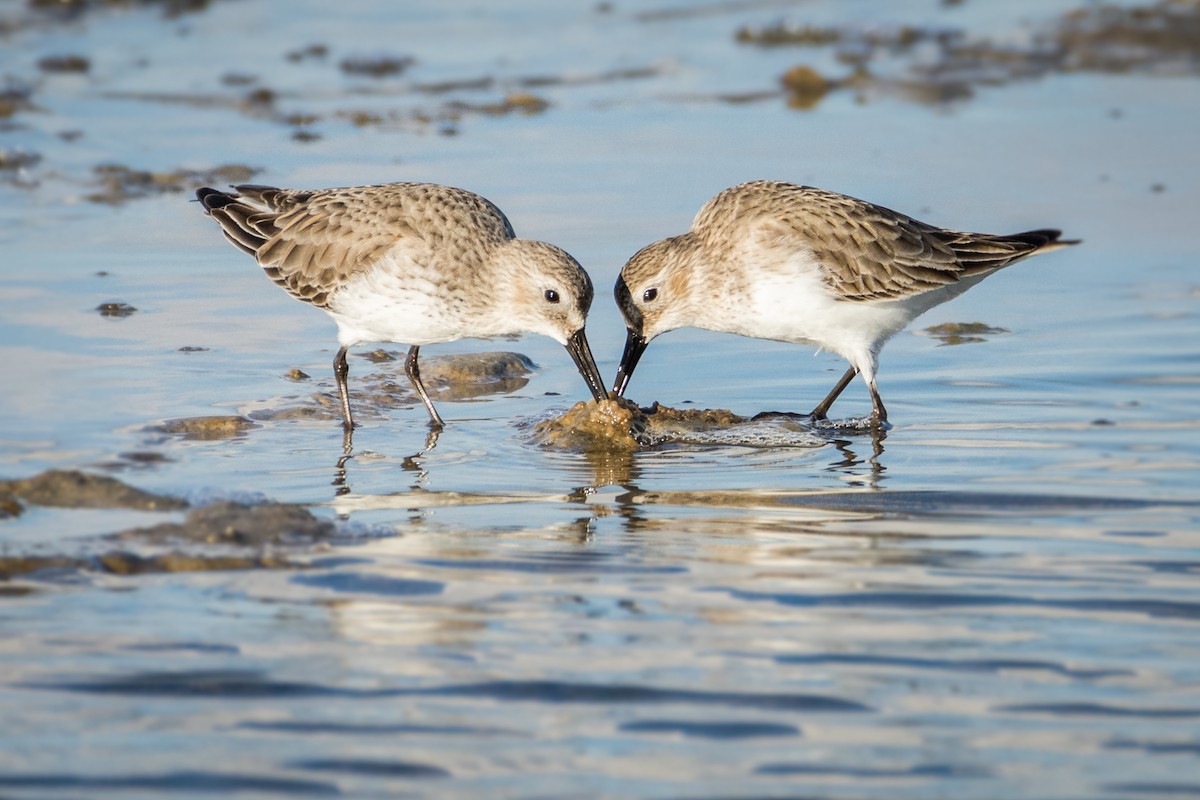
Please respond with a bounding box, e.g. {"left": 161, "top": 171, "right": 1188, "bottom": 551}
{"left": 420, "top": 352, "right": 535, "bottom": 399}
{"left": 339, "top": 54, "right": 415, "bottom": 78}
{"left": 97, "top": 551, "right": 295, "bottom": 574}
{"left": 780, "top": 64, "right": 834, "bottom": 108}
{"left": 0, "top": 86, "right": 37, "bottom": 119}
{"left": 0, "top": 469, "right": 186, "bottom": 511}
{"left": 643, "top": 402, "right": 746, "bottom": 427}
{"left": 1, "top": 551, "right": 293, "bottom": 580}
{"left": 153, "top": 416, "right": 257, "bottom": 440}
{"left": 352, "top": 351, "right": 536, "bottom": 413}
{"left": 116, "top": 501, "right": 335, "bottom": 547}
{"left": 251, "top": 352, "right": 536, "bottom": 423}
{"left": 87, "top": 163, "right": 259, "bottom": 205}
{"left": 534, "top": 398, "right": 646, "bottom": 451}
{"left": 737, "top": 23, "right": 840, "bottom": 47}
{"left": 498, "top": 93, "right": 550, "bottom": 114}
{"left": 96, "top": 301, "right": 137, "bottom": 317}
{"left": 37, "top": 54, "right": 90, "bottom": 73}
{"left": 533, "top": 400, "right": 826, "bottom": 451}
{"left": 746, "top": 2, "right": 1200, "bottom": 109}
{"left": 921, "top": 321, "right": 1009, "bottom": 345}
{"left": 446, "top": 93, "right": 552, "bottom": 117}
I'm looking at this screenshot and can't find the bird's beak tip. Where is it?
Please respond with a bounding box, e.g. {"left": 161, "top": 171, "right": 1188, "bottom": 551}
{"left": 611, "top": 327, "right": 648, "bottom": 399}
{"left": 564, "top": 328, "right": 608, "bottom": 404}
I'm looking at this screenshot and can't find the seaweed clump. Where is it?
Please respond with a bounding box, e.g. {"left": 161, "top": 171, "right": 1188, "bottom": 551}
{"left": 922, "top": 322, "right": 1010, "bottom": 346}
{"left": 739, "top": 0, "right": 1200, "bottom": 108}
{"left": 86, "top": 162, "right": 259, "bottom": 204}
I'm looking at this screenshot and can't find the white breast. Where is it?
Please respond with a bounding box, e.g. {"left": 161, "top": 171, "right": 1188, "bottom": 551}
{"left": 324, "top": 253, "right": 466, "bottom": 348}
{"left": 725, "top": 248, "right": 959, "bottom": 373}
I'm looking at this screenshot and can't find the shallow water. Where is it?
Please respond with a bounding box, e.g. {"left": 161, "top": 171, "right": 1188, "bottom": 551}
{"left": 2, "top": 0, "right": 1200, "bottom": 798}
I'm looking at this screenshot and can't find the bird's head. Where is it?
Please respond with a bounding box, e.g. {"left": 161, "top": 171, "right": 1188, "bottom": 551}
{"left": 611, "top": 235, "right": 698, "bottom": 396}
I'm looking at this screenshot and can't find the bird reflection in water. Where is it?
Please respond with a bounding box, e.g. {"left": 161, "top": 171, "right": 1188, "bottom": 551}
{"left": 328, "top": 395, "right": 888, "bottom": 519}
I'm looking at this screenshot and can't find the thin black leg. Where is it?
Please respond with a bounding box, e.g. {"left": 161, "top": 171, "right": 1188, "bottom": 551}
{"left": 868, "top": 380, "right": 888, "bottom": 424}
{"left": 405, "top": 345, "right": 445, "bottom": 429}
{"left": 333, "top": 346, "right": 354, "bottom": 432}
{"left": 809, "top": 366, "right": 858, "bottom": 420}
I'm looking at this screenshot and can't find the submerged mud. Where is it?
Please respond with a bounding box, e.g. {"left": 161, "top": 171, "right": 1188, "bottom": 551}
{"left": 251, "top": 351, "right": 536, "bottom": 424}
{"left": 0, "top": 469, "right": 186, "bottom": 512}
{"left": 0, "top": 471, "right": 337, "bottom": 583}
{"left": 533, "top": 398, "right": 649, "bottom": 452}
{"left": 531, "top": 399, "right": 825, "bottom": 451}
{"left": 86, "top": 162, "right": 259, "bottom": 205}
{"left": 417, "top": 352, "right": 536, "bottom": 399}
{"left": 0, "top": 551, "right": 296, "bottom": 580}
{"left": 151, "top": 415, "right": 258, "bottom": 440}
{"left": 921, "top": 321, "right": 1010, "bottom": 346}
{"left": 116, "top": 500, "right": 336, "bottom": 547}
{"left": 739, "top": 0, "right": 1200, "bottom": 108}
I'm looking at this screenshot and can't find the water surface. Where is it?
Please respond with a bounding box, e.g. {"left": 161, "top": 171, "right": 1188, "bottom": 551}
{"left": 2, "top": 1, "right": 1199, "bottom": 797}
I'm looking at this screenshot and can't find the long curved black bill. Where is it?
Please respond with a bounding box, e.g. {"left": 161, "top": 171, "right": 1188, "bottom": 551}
{"left": 612, "top": 327, "right": 648, "bottom": 398}
{"left": 565, "top": 328, "right": 609, "bottom": 403}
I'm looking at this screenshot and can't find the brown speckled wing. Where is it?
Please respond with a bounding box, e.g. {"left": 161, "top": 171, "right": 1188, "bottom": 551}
{"left": 778, "top": 187, "right": 963, "bottom": 301}
{"left": 699, "top": 181, "right": 1065, "bottom": 303}
{"left": 200, "top": 183, "right": 516, "bottom": 308}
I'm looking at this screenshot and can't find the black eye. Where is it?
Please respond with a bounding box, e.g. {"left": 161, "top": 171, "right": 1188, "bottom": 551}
{"left": 643, "top": 287, "right": 658, "bottom": 302}
{"left": 544, "top": 289, "right": 560, "bottom": 304}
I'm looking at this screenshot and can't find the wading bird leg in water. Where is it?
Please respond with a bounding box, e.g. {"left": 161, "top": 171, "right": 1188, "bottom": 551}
{"left": 405, "top": 345, "right": 445, "bottom": 429}
{"left": 333, "top": 346, "right": 354, "bottom": 432}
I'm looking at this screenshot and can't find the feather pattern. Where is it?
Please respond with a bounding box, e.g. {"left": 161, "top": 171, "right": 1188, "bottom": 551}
{"left": 196, "top": 183, "right": 516, "bottom": 309}
{"left": 692, "top": 181, "right": 1075, "bottom": 302}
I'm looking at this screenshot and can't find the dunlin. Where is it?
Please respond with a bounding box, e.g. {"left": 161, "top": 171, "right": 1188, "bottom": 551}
{"left": 196, "top": 182, "right": 608, "bottom": 432}
{"left": 612, "top": 180, "right": 1078, "bottom": 423}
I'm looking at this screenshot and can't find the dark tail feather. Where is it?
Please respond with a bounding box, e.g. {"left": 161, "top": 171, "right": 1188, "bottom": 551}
{"left": 944, "top": 226, "right": 1079, "bottom": 274}
{"left": 1003, "top": 228, "right": 1082, "bottom": 251}
{"left": 195, "top": 187, "right": 269, "bottom": 257}
{"left": 196, "top": 186, "right": 237, "bottom": 212}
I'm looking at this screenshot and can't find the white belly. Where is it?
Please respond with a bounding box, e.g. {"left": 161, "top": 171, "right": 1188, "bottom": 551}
{"left": 711, "top": 252, "right": 985, "bottom": 382}
{"left": 736, "top": 269, "right": 916, "bottom": 360}
{"left": 324, "top": 263, "right": 464, "bottom": 348}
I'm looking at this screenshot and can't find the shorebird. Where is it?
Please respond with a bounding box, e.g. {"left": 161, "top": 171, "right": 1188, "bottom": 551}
{"left": 612, "top": 180, "right": 1078, "bottom": 424}
{"left": 196, "top": 182, "right": 608, "bottom": 433}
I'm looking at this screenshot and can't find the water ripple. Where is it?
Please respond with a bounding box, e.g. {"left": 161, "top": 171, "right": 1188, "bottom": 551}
{"left": 997, "top": 703, "right": 1200, "bottom": 718}
{"left": 240, "top": 720, "right": 519, "bottom": 736}
{"left": 619, "top": 719, "right": 801, "bottom": 739}
{"left": 1105, "top": 737, "right": 1200, "bottom": 756}
{"left": 775, "top": 653, "right": 1132, "bottom": 680}
{"left": 22, "top": 669, "right": 871, "bottom": 711}
{"left": 289, "top": 757, "right": 449, "bottom": 778}
{"left": 0, "top": 771, "right": 337, "bottom": 795}
{"left": 755, "top": 761, "right": 991, "bottom": 779}
{"left": 401, "top": 680, "right": 871, "bottom": 711}
{"left": 289, "top": 572, "right": 444, "bottom": 596}
{"left": 413, "top": 556, "right": 686, "bottom": 574}
{"left": 723, "top": 588, "right": 1200, "bottom": 621}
